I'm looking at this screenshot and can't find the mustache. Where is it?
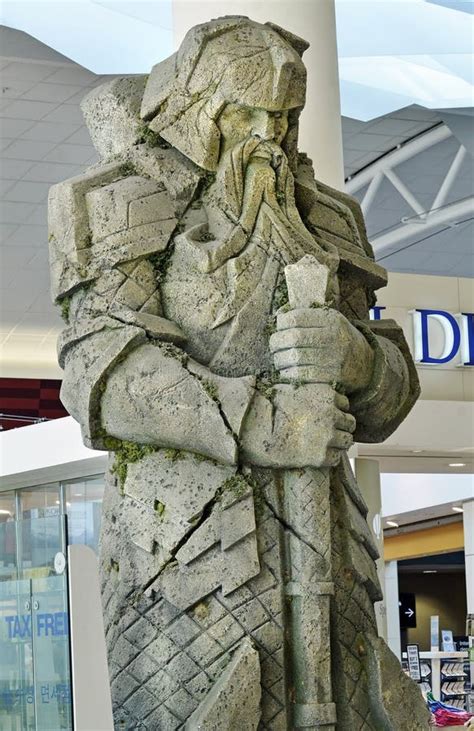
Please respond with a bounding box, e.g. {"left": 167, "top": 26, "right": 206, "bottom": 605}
{"left": 215, "top": 136, "right": 287, "bottom": 221}
{"left": 248, "top": 138, "right": 284, "bottom": 168}
{"left": 200, "top": 134, "right": 317, "bottom": 275}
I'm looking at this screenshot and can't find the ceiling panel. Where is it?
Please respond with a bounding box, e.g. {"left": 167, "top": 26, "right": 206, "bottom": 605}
{"left": 0, "top": 26, "right": 472, "bottom": 379}
{"left": 0, "top": 31, "right": 109, "bottom": 378}
{"left": 345, "top": 112, "right": 473, "bottom": 277}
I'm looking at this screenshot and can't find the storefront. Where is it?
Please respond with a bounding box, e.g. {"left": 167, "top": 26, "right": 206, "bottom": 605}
{"left": 0, "top": 446, "right": 105, "bottom": 729}
{"left": 0, "top": 474, "right": 105, "bottom": 581}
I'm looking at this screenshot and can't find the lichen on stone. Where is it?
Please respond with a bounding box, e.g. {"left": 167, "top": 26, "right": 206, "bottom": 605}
{"left": 164, "top": 448, "right": 185, "bottom": 462}
{"left": 117, "top": 161, "right": 135, "bottom": 178}
{"left": 200, "top": 378, "right": 219, "bottom": 402}
{"left": 255, "top": 368, "right": 279, "bottom": 401}
{"left": 264, "top": 314, "right": 276, "bottom": 338}
{"left": 221, "top": 474, "right": 250, "bottom": 499}
{"left": 110, "top": 559, "right": 119, "bottom": 573}
{"left": 272, "top": 275, "right": 289, "bottom": 311}
{"left": 136, "top": 123, "right": 164, "bottom": 148}
{"left": 276, "top": 190, "right": 286, "bottom": 206}
{"left": 154, "top": 500, "right": 166, "bottom": 517}
{"left": 310, "top": 299, "right": 334, "bottom": 310}
{"left": 105, "top": 437, "right": 157, "bottom": 488}
{"left": 59, "top": 296, "right": 71, "bottom": 324}
{"left": 149, "top": 244, "right": 175, "bottom": 283}
{"left": 192, "top": 600, "right": 209, "bottom": 621}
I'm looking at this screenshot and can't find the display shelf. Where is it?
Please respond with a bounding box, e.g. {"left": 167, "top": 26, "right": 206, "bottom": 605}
{"left": 402, "top": 651, "right": 469, "bottom": 710}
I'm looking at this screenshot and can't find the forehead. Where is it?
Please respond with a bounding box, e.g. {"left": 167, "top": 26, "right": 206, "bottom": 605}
{"left": 221, "top": 102, "right": 294, "bottom": 118}
{"left": 191, "top": 27, "right": 307, "bottom": 112}
{"left": 235, "top": 93, "right": 303, "bottom": 113}
{"left": 217, "top": 59, "right": 306, "bottom": 112}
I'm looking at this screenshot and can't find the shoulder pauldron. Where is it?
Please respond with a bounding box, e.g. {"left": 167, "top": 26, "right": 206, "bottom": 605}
{"left": 48, "top": 145, "right": 202, "bottom": 302}
{"left": 295, "top": 155, "right": 387, "bottom": 293}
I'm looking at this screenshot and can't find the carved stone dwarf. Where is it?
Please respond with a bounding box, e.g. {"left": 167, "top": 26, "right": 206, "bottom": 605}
{"left": 49, "top": 17, "right": 430, "bottom": 731}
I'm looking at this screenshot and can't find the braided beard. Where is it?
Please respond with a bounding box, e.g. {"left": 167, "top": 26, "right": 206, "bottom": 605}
{"left": 188, "top": 136, "right": 336, "bottom": 328}
{"left": 203, "top": 136, "right": 319, "bottom": 271}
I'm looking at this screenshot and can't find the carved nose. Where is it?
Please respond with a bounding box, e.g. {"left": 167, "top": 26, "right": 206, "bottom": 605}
{"left": 253, "top": 112, "right": 276, "bottom": 141}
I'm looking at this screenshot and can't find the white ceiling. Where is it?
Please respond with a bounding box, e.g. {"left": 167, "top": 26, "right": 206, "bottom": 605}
{"left": 342, "top": 107, "right": 439, "bottom": 178}
{"left": 347, "top": 121, "right": 474, "bottom": 277}
{"left": 0, "top": 25, "right": 473, "bottom": 379}
{"left": 0, "top": 28, "right": 108, "bottom": 376}
{"left": 1, "top": 0, "right": 472, "bottom": 118}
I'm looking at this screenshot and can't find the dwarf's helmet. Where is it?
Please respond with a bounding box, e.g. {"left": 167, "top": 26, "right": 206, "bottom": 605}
{"left": 140, "top": 17, "right": 308, "bottom": 171}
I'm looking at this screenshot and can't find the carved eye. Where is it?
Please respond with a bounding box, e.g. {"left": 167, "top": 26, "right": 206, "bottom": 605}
{"left": 231, "top": 104, "right": 251, "bottom": 116}
{"left": 242, "top": 108, "right": 253, "bottom": 119}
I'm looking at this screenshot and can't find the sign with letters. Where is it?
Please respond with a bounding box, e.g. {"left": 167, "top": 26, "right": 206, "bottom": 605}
{"left": 4, "top": 611, "right": 69, "bottom": 639}
{"left": 370, "top": 307, "right": 474, "bottom": 366}
{"left": 406, "top": 644, "right": 422, "bottom": 682}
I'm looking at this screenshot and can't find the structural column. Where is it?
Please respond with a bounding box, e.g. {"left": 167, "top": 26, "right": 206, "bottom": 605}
{"left": 385, "top": 560, "right": 402, "bottom": 660}
{"left": 464, "top": 500, "right": 474, "bottom": 622}
{"left": 172, "top": 0, "right": 345, "bottom": 189}
{"left": 354, "top": 457, "right": 387, "bottom": 641}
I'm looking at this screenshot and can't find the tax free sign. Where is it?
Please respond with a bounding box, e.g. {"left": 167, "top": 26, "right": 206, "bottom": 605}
{"left": 370, "top": 307, "right": 474, "bottom": 367}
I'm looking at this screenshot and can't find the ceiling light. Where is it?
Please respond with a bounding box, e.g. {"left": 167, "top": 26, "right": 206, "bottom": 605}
{"left": 412, "top": 449, "right": 422, "bottom": 453}
{"left": 423, "top": 570, "right": 437, "bottom": 574}
{"left": 0, "top": 509, "right": 12, "bottom": 516}
{"left": 449, "top": 463, "right": 466, "bottom": 467}
{"left": 452, "top": 506, "right": 464, "bottom": 513}
{"left": 386, "top": 520, "right": 399, "bottom": 528}
{"left": 55, "top": 500, "right": 60, "bottom": 505}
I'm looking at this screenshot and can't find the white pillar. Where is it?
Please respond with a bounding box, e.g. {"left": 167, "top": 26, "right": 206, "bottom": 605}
{"left": 385, "top": 560, "right": 402, "bottom": 660}
{"left": 68, "top": 545, "right": 114, "bottom": 730}
{"left": 464, "top": 500, "right": 474, "bottom": 617}
{"left": 355, "top": 457, "right": 387, "bottom": 641}
{"left": 172, "top": 0, "right": 344, "bottom": 189}
{"left": 464, "top": 501, "right": 474, "bottom": 700}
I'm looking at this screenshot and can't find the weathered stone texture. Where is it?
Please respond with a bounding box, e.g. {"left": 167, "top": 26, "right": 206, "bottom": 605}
{"left": 49, "top": 15, "right": 429, "bottom": 731}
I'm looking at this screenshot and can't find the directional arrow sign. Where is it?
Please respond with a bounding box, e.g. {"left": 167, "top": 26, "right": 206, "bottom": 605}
{"left": 399, "top": 593, "right": 417, "bottom": 628}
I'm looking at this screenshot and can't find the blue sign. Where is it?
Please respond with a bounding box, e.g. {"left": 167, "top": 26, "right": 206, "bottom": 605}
{"left": 414, "top": 309, "right": 461, "bottom": 364}
{"left": 5, "top": 611, "right": 69, "bottom": 639}
{"left": 370, "top": 307, "right": 474, "bottom": 366}
{"left": 370, "top": 306, "right": 386, "bottom": 321}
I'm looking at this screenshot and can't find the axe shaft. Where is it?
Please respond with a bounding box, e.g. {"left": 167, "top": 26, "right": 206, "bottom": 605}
{"left": 282, "top": 257, "right": 337, "bottom": 730}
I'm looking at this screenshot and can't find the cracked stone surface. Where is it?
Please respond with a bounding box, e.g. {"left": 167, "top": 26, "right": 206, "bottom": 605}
{"left": 49, "top": 15, "right": 429, "bottom": 731}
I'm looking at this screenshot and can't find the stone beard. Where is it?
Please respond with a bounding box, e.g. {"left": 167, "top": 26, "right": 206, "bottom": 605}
{"left": 208, "top": 135, "right": 319, "bottom": 267}
{"left": 49, "top": 16, "right": 429, "bottom": 731}
{"left": 198, "top": 136, "right": 336, "bottom": 333}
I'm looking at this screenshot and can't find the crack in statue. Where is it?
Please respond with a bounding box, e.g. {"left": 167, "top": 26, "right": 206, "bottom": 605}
{"left": 49, "top": 17, "right": 430, "bottom": 731}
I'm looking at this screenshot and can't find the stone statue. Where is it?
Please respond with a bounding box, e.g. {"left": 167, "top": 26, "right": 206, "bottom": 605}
{"left": 49, "top": 17, "right": 430, "bottom": 731}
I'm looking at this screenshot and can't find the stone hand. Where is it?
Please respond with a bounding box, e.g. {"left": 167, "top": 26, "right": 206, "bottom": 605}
{"left": 240, "top": 383, "right": 356, "bottom": 469}
{"left": 269, "top": 307, "right": 375, "bottom": 394}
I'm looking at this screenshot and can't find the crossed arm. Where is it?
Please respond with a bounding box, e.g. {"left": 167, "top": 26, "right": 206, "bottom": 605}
{"left": 59, "top": 293, "right": 418, "bottom": 469}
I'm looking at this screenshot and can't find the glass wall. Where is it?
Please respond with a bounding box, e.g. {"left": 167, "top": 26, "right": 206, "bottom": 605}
{"left": 0, "top": 475, "right": 105, "bottom": 730}
{"left": 64, "top": 476, "right": 104, "bottom": 553}
{"left": 0, "top": 491, "right": 16, "bottom": 581}
{"left": 0, "top": 473, "right": 105, "bottom": 578}
{"left": 0, "top": 518, "right": 72, "bottom": 730}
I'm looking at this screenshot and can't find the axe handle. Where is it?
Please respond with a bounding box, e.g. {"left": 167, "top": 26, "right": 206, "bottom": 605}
{"left": 282, "top": 258, "right": 336, "bottom": 729}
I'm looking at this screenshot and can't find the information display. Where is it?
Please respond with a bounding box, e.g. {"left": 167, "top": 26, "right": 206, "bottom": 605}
{"left": 407, "top": 644, "right": 422, "bottom": 682}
